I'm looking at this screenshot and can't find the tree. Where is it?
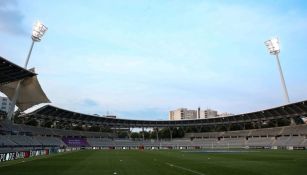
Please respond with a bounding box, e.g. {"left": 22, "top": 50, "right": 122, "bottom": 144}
{"left": 72, "top": 125, "right": 83, "bottom": 131}
{"left": 88, "top": 126, "right": 100, "bottom": 132}
{"left": 26, "top": 119, "right": 38, "bottom": 126}
{"left": 117, "top": 131, "right": 128, "bottom": 138}
{"left": 139, "top": 131, "right": 150, "bottom": 139}
{"left": 100, "top": 126, "right": 112, "bottom": 132}
{"left": 172, "top": 127, "right": 185, "bottom": 138}
{"left": 150, "top": 130, "right": 158, "bottom": 139}
{"left": 131, "top": 132, "right": 140, "bottom": 139}
{"left": 158, "top": 128, "right": 170, "bottom": 139}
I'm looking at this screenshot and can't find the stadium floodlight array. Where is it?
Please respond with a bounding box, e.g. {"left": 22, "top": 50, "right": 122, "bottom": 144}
{"left": 264, "top": 37, "right": 290, "bottom": 104}
{"left": 264, "top": 37, "right": 280, "bottom": 55}
{"left": 24, "top": 21, "right": 48, "bottom": 67}
{"left": 7, "top": 21, "right": 48, "bottom": 121}
{"left": 32, "top": 21, "right": 48, "bottom": 42}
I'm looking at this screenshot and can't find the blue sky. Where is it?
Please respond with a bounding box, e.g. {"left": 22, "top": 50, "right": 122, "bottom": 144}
{"left": 1, "top": 0, "right": 307, "bottom": 120}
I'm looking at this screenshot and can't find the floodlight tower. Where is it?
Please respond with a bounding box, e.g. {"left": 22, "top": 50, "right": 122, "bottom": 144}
{"left": 264, "top": 37, "right": 290, "bottom": 104}
{"left": 7, "top": 21, "right": 48, "bottom": 121}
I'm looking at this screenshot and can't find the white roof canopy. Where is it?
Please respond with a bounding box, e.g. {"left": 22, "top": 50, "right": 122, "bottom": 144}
{"left": 0, "top": 68, "right": 50, "bottom": 111}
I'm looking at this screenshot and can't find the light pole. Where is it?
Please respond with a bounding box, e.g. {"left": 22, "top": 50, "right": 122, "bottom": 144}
{"left": 7, "top": 21, "right": 48, "bottom": 121}
{"left": 264, "top": 37, "right": 290, "bottom": 104}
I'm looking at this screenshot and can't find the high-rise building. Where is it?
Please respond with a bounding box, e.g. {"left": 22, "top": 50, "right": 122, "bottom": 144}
{"left": 0, "top": 96, "right": 12, "bottom": 113}
{"left": 169, "top": 108, "right": 218, "bottom": 120}
{"left": 197, "top": 108, "right": 218, "bottom": 119}
{"left": 169, "top": 108, "right": 197, "bottom": 120}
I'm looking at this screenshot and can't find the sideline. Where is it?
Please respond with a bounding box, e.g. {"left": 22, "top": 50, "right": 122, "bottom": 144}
{"left": 165, "top": 162, "right": 206, "bottom": 175}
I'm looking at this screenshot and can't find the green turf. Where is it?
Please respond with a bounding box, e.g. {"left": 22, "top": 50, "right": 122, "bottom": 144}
{"left": 1, "top": 149, "right": 307, "bottom": 175}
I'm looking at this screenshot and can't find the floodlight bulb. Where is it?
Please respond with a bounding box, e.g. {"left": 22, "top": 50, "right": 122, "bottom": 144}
{"left": 31, "top": 20, "right": 48, "bottom": 41}
{"left": 270, "top": 38, "right": 280, "bottom": 51}
{"left": 265, "top": 37, "right": 280, "bottom": 55}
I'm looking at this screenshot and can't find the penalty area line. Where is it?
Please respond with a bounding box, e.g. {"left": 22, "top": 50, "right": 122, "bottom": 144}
{"left": 165, "top": 162, "right": 205, "bottom": 175}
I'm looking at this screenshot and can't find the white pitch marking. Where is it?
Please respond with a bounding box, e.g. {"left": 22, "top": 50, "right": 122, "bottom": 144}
{"left": 165, "top": 162, "right": 205, "bottom": 175}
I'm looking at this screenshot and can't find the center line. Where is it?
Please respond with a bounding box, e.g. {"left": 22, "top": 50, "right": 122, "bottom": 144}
{"left": 165, "top": 162, "right": 205, "bottom": 175}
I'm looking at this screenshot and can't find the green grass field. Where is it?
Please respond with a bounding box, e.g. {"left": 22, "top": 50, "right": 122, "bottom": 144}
{"left": 1, "top": 149, "right": 307, "bottom": 175}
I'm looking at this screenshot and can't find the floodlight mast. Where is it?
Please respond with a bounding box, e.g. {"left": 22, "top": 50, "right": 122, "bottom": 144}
{"left": 264, "top": 37, "right": 290, "bottom": 104}
{"left": 7, "top": 21, "right": 48, "bottom": 121}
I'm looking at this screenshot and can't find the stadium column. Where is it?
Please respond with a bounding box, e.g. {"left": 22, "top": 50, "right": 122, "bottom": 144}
{"left": 70, "top": 122, "right": 74, "bottom": 130}
{"left": 37, "top": 119, "right": 42, "bottom": 127}
{"left": 257, "top": 120, "right": 262, "bottom": 129}
{"left": 127, "top": 127, "right": 132, "bottom": 139}
{"left": 53, "top": 120, "right": 57, "bottom": 128}
{"left": 274, "top": 118, "right": 279, "bottom": 127}
{"left": 290, "top": 118, "right": 296, "bottom": 125}
{"left": 227, "top": 123, "right": 231, "bottom": 131}
{"left": 142, "top": 127, "right": 145, "bottom": 141}
{"left": 113, "top": 126, "right": 117, "bottom": 137}
{"left": 251, "top": 122, "right": 256, "bottom": 129}
{"left": 196, "top": 125, "right": 202, "bottom": 132}
{"left": 242, "top": 123, "right": 246, "bottom": 130}
{"left": 214, "top": 124, "right": 217, "bottom": 131}
{"left": 182, "top": 126, "right": 188, "bottom": 133}
{"left": 155, "top": 127, "right": 159, "bottom": 141}
{"left": 83, "top": 123, "right": 88, "bottom": 130}
{"left": 168, "top": 127, "right": 173, "bottom": 141}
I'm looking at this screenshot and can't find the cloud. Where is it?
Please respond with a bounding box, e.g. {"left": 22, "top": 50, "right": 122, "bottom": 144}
{"left": 0, "top": 0, "right": 27, "bottom": 35}
{"left": 5, "top": 1, "right": 306, "bottom": 120}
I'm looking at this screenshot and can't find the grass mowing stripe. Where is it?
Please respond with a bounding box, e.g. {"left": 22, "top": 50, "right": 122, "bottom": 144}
{"left": 165, "top": 162, "right": 206, "bottom": 175}
{"left": 1, "top": 150, "right": 307, "bottom": 175}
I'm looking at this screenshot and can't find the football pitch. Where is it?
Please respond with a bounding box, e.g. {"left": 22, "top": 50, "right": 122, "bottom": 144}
{"left": 1, "top": 149, "right": 307, "bottom": 175}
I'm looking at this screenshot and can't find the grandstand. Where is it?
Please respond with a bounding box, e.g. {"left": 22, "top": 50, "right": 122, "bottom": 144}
{"left": 1, "top": 119, "right": 307, "bottom": 153}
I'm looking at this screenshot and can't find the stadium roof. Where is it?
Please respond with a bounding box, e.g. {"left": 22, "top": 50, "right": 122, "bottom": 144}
{"left": 0, "top": 70, "right": 51, "bottom": 111}
{"left": 26, "top": 100, "right": 307, "bottom": 128}
{"left": 0, "top": 56, "right": 36, "bottom": 85}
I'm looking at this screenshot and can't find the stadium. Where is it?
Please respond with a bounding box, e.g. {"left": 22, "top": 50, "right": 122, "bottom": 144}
{"left": 1, "top": 1, "right": 307, "bottom": 175}
{"left": 1, "top": 54, "right": 307, "bottom": 174}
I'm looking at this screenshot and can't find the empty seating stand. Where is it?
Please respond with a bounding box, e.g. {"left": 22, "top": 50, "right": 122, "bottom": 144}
{"left": 1, "top": 120, "right": 307, "bottom": 149}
